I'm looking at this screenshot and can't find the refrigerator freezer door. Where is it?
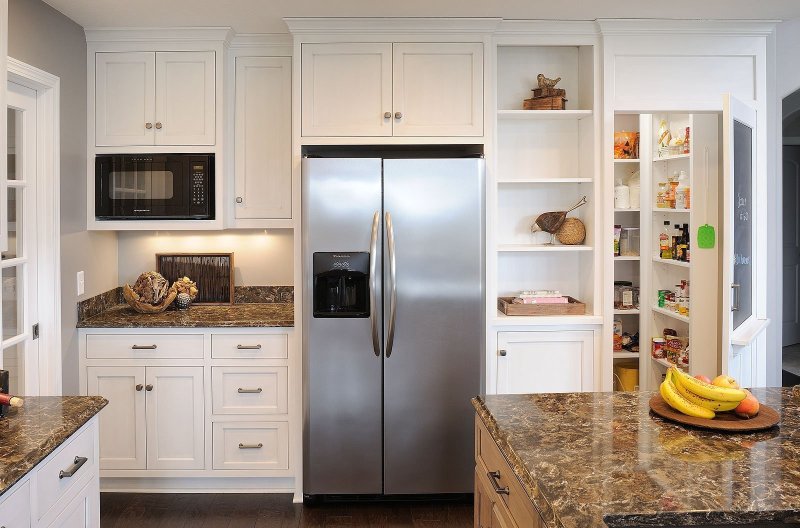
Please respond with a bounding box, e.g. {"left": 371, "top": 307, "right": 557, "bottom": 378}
{"left": 382, "top": 158, "right": 484, "bottom": 494}
{"left": 302, "top": 157, "right": 384, "bottom": 494}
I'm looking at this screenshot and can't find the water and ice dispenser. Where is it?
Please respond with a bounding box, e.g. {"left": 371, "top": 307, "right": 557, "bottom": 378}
{"left": 312, "top": 252, "right": 370, "bottom": 318}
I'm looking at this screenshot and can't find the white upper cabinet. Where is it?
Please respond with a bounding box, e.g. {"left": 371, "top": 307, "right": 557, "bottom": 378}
{"left": 301, "top": 42, "right": 483, "bottom": 138}
{"left": 95, "top": 51, "right": 215, "bottom": 146}
{"left": 301, "top": 43, "right": 393, "bottom": 137}
{"left": 95, "top": 52, "right": 156, "bottom": 146}
{"left": 392, "top": 43, "right": 483, "bottom": 137}
{"left": 234, "top": 56, "right": 292, "bottom": 220}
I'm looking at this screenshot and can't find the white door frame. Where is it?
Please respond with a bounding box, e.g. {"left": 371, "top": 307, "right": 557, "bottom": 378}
{"left": 6, "top": 57, "right": 61, "bottom": 395}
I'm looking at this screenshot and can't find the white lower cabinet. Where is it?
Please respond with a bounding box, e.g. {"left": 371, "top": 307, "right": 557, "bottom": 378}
{"left": 80, "top": 328, "right": 295, "bottom": 493}
{"left": 496, "top": 331, "right": 594, "bottom": 394}
{"left": 0, "top": 419, "right": 101, "bottom": 528}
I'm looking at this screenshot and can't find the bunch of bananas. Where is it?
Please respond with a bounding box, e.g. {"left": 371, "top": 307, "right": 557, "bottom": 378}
{"left": 660, "top": 367, "right": 747, "bottom": 419}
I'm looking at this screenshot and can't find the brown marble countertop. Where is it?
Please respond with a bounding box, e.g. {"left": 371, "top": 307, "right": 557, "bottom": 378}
{"left": 0, "top": 396, "right": 107, "bottom": 498}
{"left": 76, "top": 302, "right": 294, "bottom": 328}
{"left": 474, "top": 388, "right": 800, "bottom": 528}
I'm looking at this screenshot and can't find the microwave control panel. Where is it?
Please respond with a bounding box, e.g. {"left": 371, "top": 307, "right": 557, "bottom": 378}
{"left": 192, "top": 163, "right": 206, "bottom": 207}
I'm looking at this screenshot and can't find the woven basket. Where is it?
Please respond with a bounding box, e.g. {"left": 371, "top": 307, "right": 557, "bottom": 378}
{"left": 556, "top": 217, "right": 586, "bottom": 245}
{"left": 123, "top": 283, "right": 177, "bottom": 314}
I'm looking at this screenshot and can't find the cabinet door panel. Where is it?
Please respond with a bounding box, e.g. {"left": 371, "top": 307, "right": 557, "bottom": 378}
{"left": 155, "top": 51, "right": 215, "bottom": 145}
{"left": 0, "top": 481, "right": 31, "bottom": 528}
{"left": 95, "top": 52, "right": 155, "bottom": 146}
{"left": 235, "top": 56, "right": 292, "bottom": 219}
{"left": 45, "top": 479, "right": 98, "bottom": 528}
{"left": 146, "top": 366, "right": 205, "bottom": 470}
{"left": 497, "top": 331, "right": 593, "bottom": 394}
{"left": 86, "top": 366, "right": 146, "bottom": 470}
{"left": 301, "top": 43, "right": 392, "bottom": 137}
{"left": 392, "top": 43, "right": 483, "bottom": 137}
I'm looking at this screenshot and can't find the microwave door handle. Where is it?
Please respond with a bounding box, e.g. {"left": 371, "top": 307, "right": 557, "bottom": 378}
{"left": 385, "top": 211, "right": 397, "bottom": 359}
{"left": 369, "top": 211, "right": 380, "bottom": 357}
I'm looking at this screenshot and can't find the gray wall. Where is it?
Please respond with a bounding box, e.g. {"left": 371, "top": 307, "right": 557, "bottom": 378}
{"left": 8, "top": 0, "right": 118, "bottom": 395}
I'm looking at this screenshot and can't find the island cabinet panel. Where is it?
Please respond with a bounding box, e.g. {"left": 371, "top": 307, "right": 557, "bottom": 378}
{"left": 0, "top": 481, "right": 31, "bottom": 528}
{"left": 475, "top": 416, "right": 545, "bottom": 528}
{"left": 45, "top": 480, "right": 98, "bottom": 528}
{"left": 496, "top": 331, "right": 593, "bottom": 394}
{"left": 87, "top": 366, "right": 146, "bottom": 470}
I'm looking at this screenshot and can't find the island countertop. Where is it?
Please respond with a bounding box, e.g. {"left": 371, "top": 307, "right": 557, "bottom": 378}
{"left": 0, "top": 396, "right": 108, "bottom": 498}
{"left": 76, "top": 302, "right": 294, "bottom": 328}
{"left": 473, "top": 388, "right": 800, "bottom": 528}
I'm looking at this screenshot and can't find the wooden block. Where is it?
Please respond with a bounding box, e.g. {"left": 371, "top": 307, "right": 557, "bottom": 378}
{"left": 532, "top": 87, "right": 566, "bottom": 98}
{"left": 523, "top": 96, "right": 567, "bottom": 111}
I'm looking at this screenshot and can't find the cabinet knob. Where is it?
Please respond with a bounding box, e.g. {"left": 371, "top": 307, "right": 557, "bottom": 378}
{"left": 498, "top": 349, "right": 507, "bottom": 357}
{"left": 155, "top": 122, "right": 163, "bottom": 130}
{"left": 135, "top": 384, "right": 144, "bottom": 392}
{"left": 145, "top": 122, "right": 153, "bottom": 130}
{"left": 236, "top": 197, "right": 243, "bottom": 204}
{"left": 384, "top": 112, "right": 392, "bottom": 119}
{"left": 394, "top": 112, "right": 403, "bottom": 120}
{"left": 145, "top": 384, "right": 154, "bottom": 392}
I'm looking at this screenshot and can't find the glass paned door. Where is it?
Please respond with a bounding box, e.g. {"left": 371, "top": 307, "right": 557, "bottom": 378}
{"left": 2, "top": 81, "right": 38, "bottom": 395}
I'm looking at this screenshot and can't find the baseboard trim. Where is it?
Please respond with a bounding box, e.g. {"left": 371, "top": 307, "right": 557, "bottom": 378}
{"left": 100, "top": 476, "right": 295, "bottom": 494}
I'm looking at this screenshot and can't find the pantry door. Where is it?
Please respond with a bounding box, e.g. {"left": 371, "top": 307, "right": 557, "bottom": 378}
{"left": 721, "top": 94, "right": 765, "bottom": 387}
{"left": 1, "top": 81, "right": 39, "bottom": 395}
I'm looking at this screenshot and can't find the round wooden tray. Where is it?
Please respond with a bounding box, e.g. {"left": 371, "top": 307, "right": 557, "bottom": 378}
{"left": 649, "top": 394, "right": 780, "bottom": 432}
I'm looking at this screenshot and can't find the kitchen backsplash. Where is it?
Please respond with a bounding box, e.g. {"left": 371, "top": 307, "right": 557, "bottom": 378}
{"left": 77, "top": 285, "right": 294, "bottom": 323}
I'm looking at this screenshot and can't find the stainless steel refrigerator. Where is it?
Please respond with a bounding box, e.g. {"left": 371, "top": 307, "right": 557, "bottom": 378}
{"left": 302, "top": 155, "right": 484, "bottom": 496}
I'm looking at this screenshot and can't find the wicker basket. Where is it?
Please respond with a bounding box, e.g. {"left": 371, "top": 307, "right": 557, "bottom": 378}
{"left": 556, "top": 217, "right": 586, "bottom": 245}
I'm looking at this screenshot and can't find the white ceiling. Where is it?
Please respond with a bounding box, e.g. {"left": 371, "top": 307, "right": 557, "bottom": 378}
{"left": 42, "top": 0, "right": 800, "bottom": 34}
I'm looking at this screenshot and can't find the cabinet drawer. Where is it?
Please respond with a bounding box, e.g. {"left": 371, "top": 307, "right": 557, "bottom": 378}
{"left": 86, "top": 333, "right": 204, "bottom": 359}
{"left": 476, "top": 416, "right": 543, "bottom": 528}
{"left": 211, "top": 334, "right": 288, "bottom": 359}
{"left": 212, "top": 367, "right": 288, "bottom": 415}
{"left": 0, "top": 480, "right": 31, "bottom": 528}
{"left": 212, "top": 422, "right": 289, "bottom": 470}
{"left": 36, "top": 422, "right": 96, "bottom": 521}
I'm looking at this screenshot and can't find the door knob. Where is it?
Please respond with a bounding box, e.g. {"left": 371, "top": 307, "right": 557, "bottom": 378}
{"left": 236, "top": 197, "right": 243, "bottom": 204}
{"left": 384, "top": 112, "right": 392, "bottom": 119}
{"left": 155, "top": 122, "right": 163, "bottom": 130}
{"left": 498, "top": 349, "right": 507, "bottom": 357}
{"left": 394, "top": 112, "right": 403, "bottom": 119}
{"left": 145, "top": 384, "right": 154, "bottom": 391}
{"left": 145, "top": 122, "right": 153, "bottom": 129}
{"left": 135, "top": 384, "right": 144, "bottom": 391}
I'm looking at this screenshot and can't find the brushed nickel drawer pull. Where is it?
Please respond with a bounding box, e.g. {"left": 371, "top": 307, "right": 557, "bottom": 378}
{"left": 131, "top": 344, "right": 157, "bottom": 350}
{"left": 236, "top": 344, "right": 262, "bottom": 350}
{"left": 238, "top": 443, "right": 263, "bottom": 449}
{"left": 59, "top": 456, "right": 88, "bottom": 479}
{"left": 487, "top": 471, "right": 510, "bottom": 495}
{"left": 238, "top": 387, "right": 263, "bottom": 394}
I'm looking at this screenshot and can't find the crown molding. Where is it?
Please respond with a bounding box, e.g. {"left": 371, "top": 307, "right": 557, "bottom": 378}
{"left": 283, "top": 17, "right": 502, "bottom": 35}
{"left": 495, "top": 19, "right": 600, "bottom": 36}
{"left": 85, "top": 27, "right": 235, "bottom": 44}
{"left": 229, "top": 33, "right": 293, "bottom": 49}
{"left": 598, "top": 19, "right": 778, "bottom": 37}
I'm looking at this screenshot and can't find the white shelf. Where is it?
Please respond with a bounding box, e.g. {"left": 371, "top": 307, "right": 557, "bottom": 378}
{"left": 614, "top": 255, "right": 640, "bottom": 261}
{"left": 653, "top": 208, "right": 691, "bottom": 214}
{"left": 614, "top": 208, "right": 641, "bottom": 212}
{"left": 650, "top": 356, "right": 689, "bottom": 372}
{"left": 497, "top": 109, "right": 593, "bottom": 120}
{"left": 652, "top": 257, "right": 691, "bottom": 268}
{"left": 497, "top": 178, "right": 592, "bottom": 184}
{"left": 493, "top": 311, "right": 603, "bottom": 327}
{"left": 614, "top": 158, "right": 640, "bottom": 164}
{"left": 614, "top": 309, "right": 641, "bottom": 315}
{"left": 653, "top": 152, "right": 690, "bottom": 162}
{"left": 652, "top": 305, "right": 690, "bottom": 323}
{"left": 497, "top": 244, "right": 593, "bottom": 253}
{"left": 614, "top": 351, "right": 640, "bottom": 359}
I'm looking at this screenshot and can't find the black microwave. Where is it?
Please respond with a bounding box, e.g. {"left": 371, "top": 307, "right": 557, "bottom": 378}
{"left": 95, "top": 154, "right": 214, "bottom": 220}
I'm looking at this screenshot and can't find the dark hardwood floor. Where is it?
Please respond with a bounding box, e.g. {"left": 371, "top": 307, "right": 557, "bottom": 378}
{"left": 100, "top": 493, "right": 474, "bottom": 528}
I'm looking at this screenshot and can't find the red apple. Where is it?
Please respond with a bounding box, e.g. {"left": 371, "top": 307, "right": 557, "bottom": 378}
{"left": 712, "top": 375, "right": 740, "bottom": 389}
{"left": 734, "top": 390, "right": 760, "bottom": 419}
{"left": 694, "top": 374, "right": 713, "bottom": 384}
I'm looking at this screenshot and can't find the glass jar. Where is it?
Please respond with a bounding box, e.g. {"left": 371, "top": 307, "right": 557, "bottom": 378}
{"left": 620, "top": 227, "right": 640, "bottom": 256}
{"left": 614, "top": 281, "right": 633, "bottom": 309}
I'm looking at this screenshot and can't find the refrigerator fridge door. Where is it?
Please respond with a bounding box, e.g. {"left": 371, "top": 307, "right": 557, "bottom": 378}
{"left": 382, "top": 158, "right": 484, "bottom": 494}
{"left": 302, "top": 157, "right": 384, "bottom": 494}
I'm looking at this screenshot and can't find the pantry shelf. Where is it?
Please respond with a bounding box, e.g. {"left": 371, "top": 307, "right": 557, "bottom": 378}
{"left": 653, "top": 208, "right": 691, "bottom": 214}
{"left": 614, "top": 351, "right": 639, "bottom": 359}
{"left": 493, "top": 311, "right": 603, "bottom": 327}
{"left": 652, "top": 305, "right": 690, "bottom": 323}
{"left": 497, "top": 109, "right": 593, "bottom": 120}
{"left": 615, "top": 208, "right": 641, "bottom": 212}
{"left": 652, "top": 257, "right": 691, "bottom": 268}
{"left": 615, "top": 256, "right": 640, "bottom": 261}
{"left": 654, "top": 153, "right": 690, "bottom": 162}
{"left": 614, "top": 309, "right": 641, "bottom": 315}
{"left": 497, "top": 178, "right": 592, "bottom": 184}
{"left": 614, "top": 158, "right": 640, "bottom": 164}
{"left": 497, "top": 244, "right": 593, "bottom": 252}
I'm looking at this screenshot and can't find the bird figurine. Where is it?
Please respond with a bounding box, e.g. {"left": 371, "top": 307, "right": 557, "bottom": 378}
{"left": 531, "top": 196, "right": 588, "bottom": 245}
{"left": 537, "top": 73, "right": 562, "bottom": 89}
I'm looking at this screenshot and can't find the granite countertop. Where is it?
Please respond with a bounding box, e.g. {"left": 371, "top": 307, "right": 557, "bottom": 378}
{"left": 0, "top": 396, "right": 107, "bottom": 498}
{"left": 474, "top": 388, "right": 800, "bottom": 528}
{"left": 76, "top": 302, "right": 294, "bottom": 328}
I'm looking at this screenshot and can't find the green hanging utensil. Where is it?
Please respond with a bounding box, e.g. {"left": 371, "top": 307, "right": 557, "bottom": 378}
{"left": 697, "top": 147, "right": 716, "bottom": 249}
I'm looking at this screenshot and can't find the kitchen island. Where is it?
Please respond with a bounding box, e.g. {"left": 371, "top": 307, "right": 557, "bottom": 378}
{"left": 473, "top": 388, "right": 800, "bottom": 528}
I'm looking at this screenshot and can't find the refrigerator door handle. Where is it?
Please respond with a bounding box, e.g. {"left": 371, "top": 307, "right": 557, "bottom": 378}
{"left": 369, "top": 211, "right": 381, "bottom": 356}
{"left": 385, "top": 211, "right": 397, "bottom": 358}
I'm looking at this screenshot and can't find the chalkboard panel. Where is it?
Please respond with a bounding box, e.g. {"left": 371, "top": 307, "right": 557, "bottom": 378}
{"left": 732, "top": 119, "right": 753, "bottom": 330}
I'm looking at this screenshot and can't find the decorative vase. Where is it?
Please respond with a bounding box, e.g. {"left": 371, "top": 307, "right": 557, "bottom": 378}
{"left": 176, "top": 292, "right": 191, "bottom": 310}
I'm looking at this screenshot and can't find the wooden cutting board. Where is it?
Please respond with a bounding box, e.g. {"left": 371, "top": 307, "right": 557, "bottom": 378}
{"left": 649, "top": 394, "right": 780, "bottom": 432}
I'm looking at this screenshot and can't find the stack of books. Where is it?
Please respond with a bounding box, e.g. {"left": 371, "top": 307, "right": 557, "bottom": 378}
{"left": 515, "top": 290, "right": 568, "bottom": 304}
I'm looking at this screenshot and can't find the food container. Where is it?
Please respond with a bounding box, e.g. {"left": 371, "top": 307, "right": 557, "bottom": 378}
{"left": 652, "top": 337, "right": 666, "bottom": 359}
{"left": 614, "top": 281, "right": 634, "bottom": 309}
{"left": 614, "top": 361, "right": 639, "bottom": 391}
{"left": 619, "top": 227, "right": 640, "bottom": 256}
{"left": 614, "top": 131, "right": 640, "bottom": 159}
